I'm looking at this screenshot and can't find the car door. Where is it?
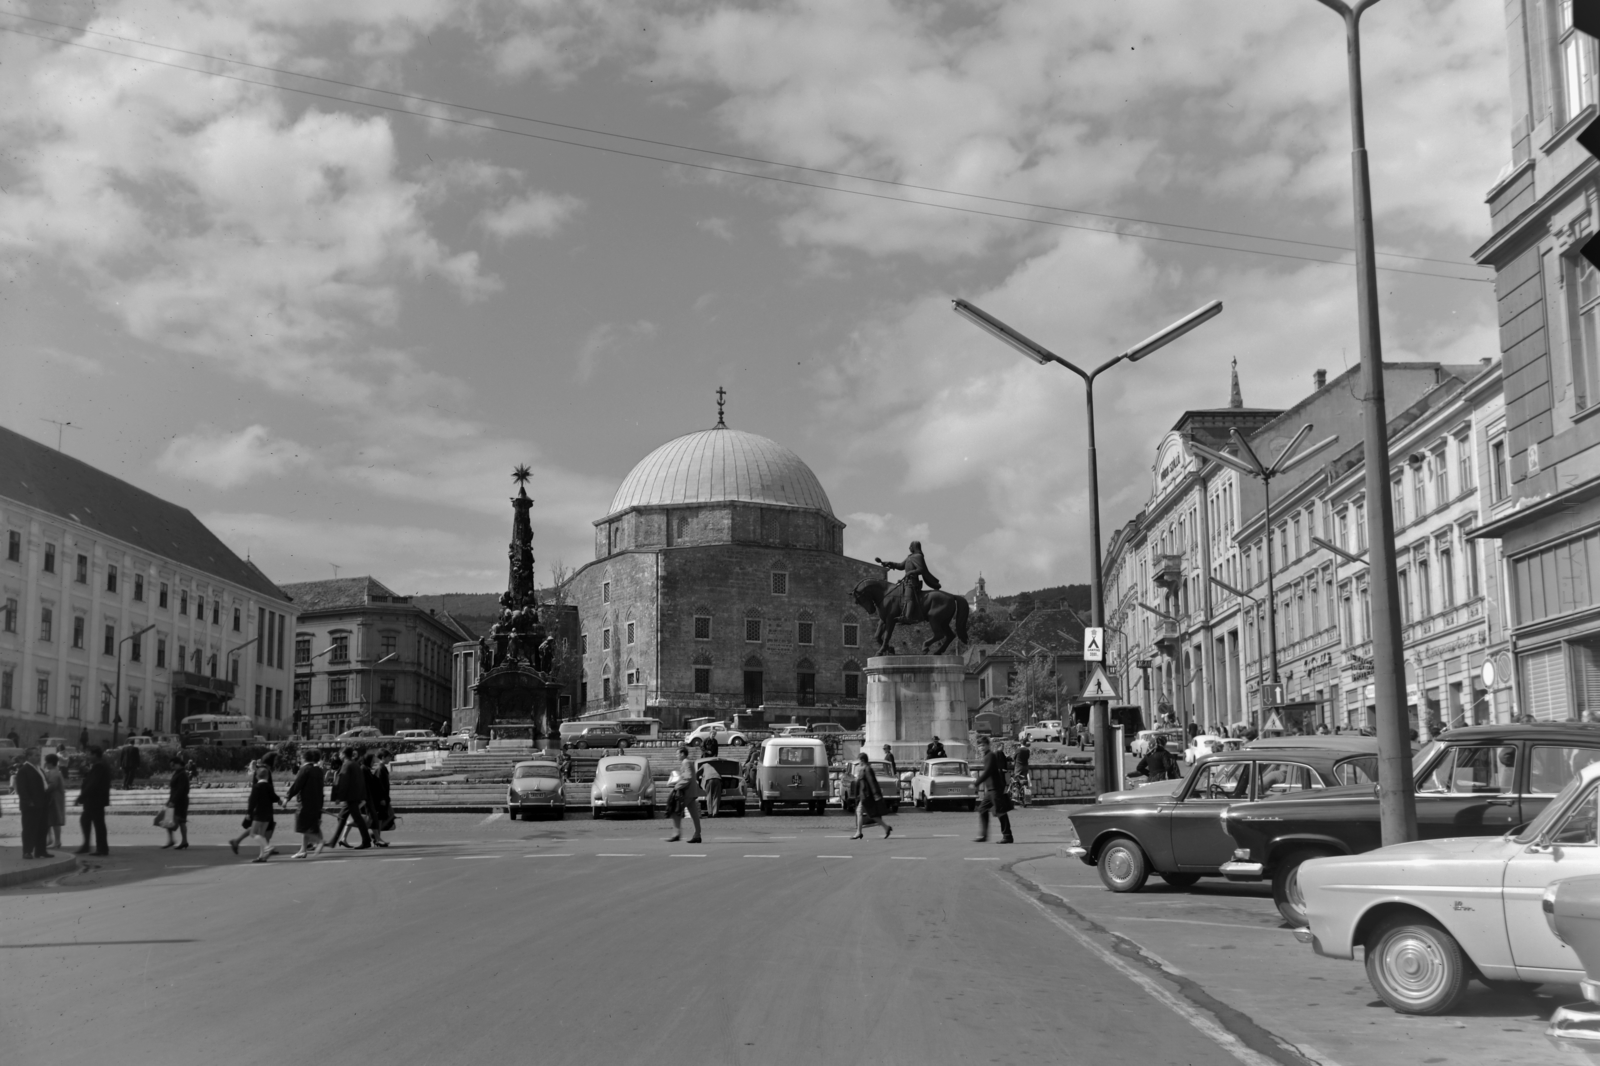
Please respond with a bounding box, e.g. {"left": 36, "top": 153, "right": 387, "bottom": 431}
{"left": 1505, "top": 779, "right": 1600, "bottom": 979}
{"left": 1412, "top": 743, "right": 1523, "bottom": 838}
{"left": 1170, "top": 760, "right": 1253, "bottom": 868}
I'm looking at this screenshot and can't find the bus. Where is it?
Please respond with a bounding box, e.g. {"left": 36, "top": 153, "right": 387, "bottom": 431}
{"left": 179, "top": 715, "right": 255, "bottom": 748}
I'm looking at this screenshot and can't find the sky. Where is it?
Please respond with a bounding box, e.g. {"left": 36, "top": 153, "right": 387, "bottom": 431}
{"left": 1, "top": 0, "right": 1509, "bottom": 597}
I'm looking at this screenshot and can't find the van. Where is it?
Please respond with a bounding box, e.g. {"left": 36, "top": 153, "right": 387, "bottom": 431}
{"left": 755, "top": 737, "right": 830, "bottom": 815}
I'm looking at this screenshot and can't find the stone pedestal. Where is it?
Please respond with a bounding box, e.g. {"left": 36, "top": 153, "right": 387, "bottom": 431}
{"left": 865, "top": 655, "right": 968, "bottom": 766}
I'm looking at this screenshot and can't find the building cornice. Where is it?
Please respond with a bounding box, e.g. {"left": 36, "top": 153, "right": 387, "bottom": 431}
{"left": 1472, "top": 155, "right": 1599, "bottom": 265}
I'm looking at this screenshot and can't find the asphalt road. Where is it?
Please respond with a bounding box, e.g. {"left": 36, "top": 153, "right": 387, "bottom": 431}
{"left": 0, "top": 808, "right": 1256, "bottom": 1066}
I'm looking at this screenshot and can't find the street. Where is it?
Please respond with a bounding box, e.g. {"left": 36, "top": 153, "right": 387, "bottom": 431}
{"left": 0, "top": 808, "right": 1574, "bottom": 1066}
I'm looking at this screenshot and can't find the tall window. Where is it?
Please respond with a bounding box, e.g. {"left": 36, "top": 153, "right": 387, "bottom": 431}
{"left": 1417, "top": 556, "right": 1432, "bottom": 618}
{"left": 6, "top": 530, "right": 17, "bottom": 561}
{"left": 1491, "top": 439, "right": 1509, "bottom": 501}
{"left": 1560, "top": 0, "right": 1596, "bottom": 124}
{"left": 130, "top": 633, "right": 142, "bottom": 663}
{"left": 103, "top": 621, "right": 116, "bottom": 655}
{"left": 134, "top": 574, "right": 144, "bottom": 601}
{"left": 156, "top": 638, "right": 167, "bottom": 668}
{"left": 329, "top": 677, "right": 348, "bottom": 705}
{"left": 625, "top": 621, "right": 636, "bottom": 645}
{"left": 381, "top": 633, "right": 398, "bottom": 657}
{"left": 745, "top": 615, "right": 762, "bottom": 642}
{"left": 107, "top": 564, "right": 118, "bottom": 593}
{"left": 843, "top": 623, "right": 859, "bottom": 647}
{"left": 72, "top": 616, "right": 84, "bottom": 649}
{"left": 1359, "top": 584, "right": 1371, "bottom": 640}
{"left": 602, "top": 627, "right": 611, "bottom": 650}
{"left": 1438, "top": 538, "right": 1456, "bottom": 609}
{"left": 1355, "top": 500, "right": 1367, "bottom": 550}
{"left": 797, "top": 614, "right": 814, "bottom": 645}
{"left": 75, "top": 554, "right": 88, "bottom": 583}
{"left": 1461, "top": 523, "right": 1481, "bottom": 597}
{"left": 35, "top": 675, "right": 48, "bottom": 716}
{"left": 1392, "top": 477, "right": 1406, "bottom": 527}
{"left": 295, "top": 636, "right": 311, "bottom": 665}
{"left": 39, "top": 606, "right": 52, "bottom": 642}
{"left": 1398, "top": 568, "right": 1412, "bottom": 625}
{"left": 1337, "top": 510, "right": 1350, "bottom": 551}
{"left": 330, "top": 633, "right": 349, "bottom": 663}
{"left": 1457, "top": 434, "right": 1475, "bottom": 492}
{"left": 1291, "top": 516, "right": 1302, "bottom": 558}
{"left": 159, "top": 582, "right": 169, "bottom": 608}
{"left": 1412, "top": 466, "right": 1427, "bottom": 517}
{"left": 771, "top": 572, "right": 788, "bottom": 595}
{"left": 180, "top": 590, "right": 188, "bottom": 615}
{"left": 1341, "top": 584, "right": 1355, "bottom": 643}
{"left": 796, "top": 669, "right": 816, "bottom": 706}
{"left": 233, "top": 607, "right": 241, "bottom": 632}
{"left": 693, "top": 615, "right": 711, "bottom": 640}
{"left": 694, "top": 665, "right": 711, "bottom": 694}
{"left": 69, "top": 682, "right": 81, "bottom": 720}
{"left": 1433, "top": 448, "right": 1450, "bottom": 502}
{"left": 0, "top": 668, "right": 10, "bottom": 710}
{"left": 43, "top": 544, "right": 54, "bottom": 573}
{"left": 602, "top": 581, "right": 611, "bottom": 604}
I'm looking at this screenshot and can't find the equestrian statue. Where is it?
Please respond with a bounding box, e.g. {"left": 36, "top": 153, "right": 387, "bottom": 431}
{"left": 852, "top": 540, "right": 969, "bottom": 656}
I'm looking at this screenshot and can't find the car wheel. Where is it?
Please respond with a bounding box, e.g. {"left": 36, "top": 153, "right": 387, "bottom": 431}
{"left": 1272, "top": 850, "right": 1327, "bottom": 926}
{"left": 1097, "top": 838, "right": 1149, "bottom": 893}
{"left": 619, "top": 739, "right": 632, "bottom": 749}
{"left": 1365, "top": 916, "right": 1469, "bottom": 1015}
{"left": 760, "top": 800, "right": 773, "bottom": 814}
{"left": 731, "top": 737, "right": 746, "bottom": 746}
{"left": 1159, "top": 872, "right": 1201, "bottom": 888}
{"left": 576, "top": 741, "right": 588, "bottom": 750}
{"left": 734, "top": 806, "right": 746, "bottom": 818}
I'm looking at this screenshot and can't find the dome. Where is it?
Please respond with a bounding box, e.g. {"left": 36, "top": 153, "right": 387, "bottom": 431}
{"left": 608, "top": 428, "right": 834, "bottom": 518}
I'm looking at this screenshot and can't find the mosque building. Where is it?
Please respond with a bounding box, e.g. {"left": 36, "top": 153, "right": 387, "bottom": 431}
{"left": 563, "top": 403, "right": 890, "bottom": 728}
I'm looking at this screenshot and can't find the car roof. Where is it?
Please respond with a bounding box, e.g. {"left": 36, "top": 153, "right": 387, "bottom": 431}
{"left": 1192, "top": 747, "right": 1368, "bottom": 769}
{"left": 1246, "top": 735, "right": 1380, "bottom": 752}
{"left": 513, "top": 759, "right": 558, "bottom": 768}
{"left": 1427, "top": 722, "right": 1600, "bottom": 742}
{"left": 925, "top": 757, "right": 968, "bottom": 765}
{"left": 596, "top": 755, "right": 646, "bottom": 766}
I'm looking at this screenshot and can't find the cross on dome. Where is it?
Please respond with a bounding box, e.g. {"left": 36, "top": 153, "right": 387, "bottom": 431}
{"left": 716, "top": 386, "right": 727, "bottom": 428}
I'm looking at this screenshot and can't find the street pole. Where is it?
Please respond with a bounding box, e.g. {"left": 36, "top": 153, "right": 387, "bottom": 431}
{"left": 1313, "top": 0, "right": 1417, "bottom": 843}
{"left": 954, "top": 297, "right": 1223, "bottom": 795}
{"left": 113, "top": 624, "right": 157, "bottom": 746}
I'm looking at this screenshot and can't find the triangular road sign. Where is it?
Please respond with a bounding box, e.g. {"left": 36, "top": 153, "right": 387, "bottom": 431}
{"left": 1081, "top": 666, "right": 1118, "bottom": 701}
{"left": 1263, "top": 710, "right": 1284, "bottom": 733}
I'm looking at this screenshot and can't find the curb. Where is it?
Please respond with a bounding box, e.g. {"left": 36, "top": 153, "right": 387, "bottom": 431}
{"left": 0, "top": 855, "right": 81, "bottom": 888}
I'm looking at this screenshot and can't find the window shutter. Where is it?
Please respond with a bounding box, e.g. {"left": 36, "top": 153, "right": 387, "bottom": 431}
{"left": 1520, "top": 646, "right": 1569, "bottom": 722}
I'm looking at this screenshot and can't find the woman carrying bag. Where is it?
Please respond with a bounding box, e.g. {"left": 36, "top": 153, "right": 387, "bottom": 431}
{"left": 161, "top": 759, "right": 192, "bottom": 850}
{"left": 664, "top": 745, "right": 702, "bottom": 844}
{"left": 850, "top": 751, "right": 893, "bottom": 841}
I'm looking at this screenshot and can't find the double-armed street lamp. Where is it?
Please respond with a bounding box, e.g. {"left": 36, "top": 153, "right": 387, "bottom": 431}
{"left": 112, "top": 623, "right": 157, "bottom": 746}
{"left": 953, "top": 297, "right": 1223, "bottom": 795}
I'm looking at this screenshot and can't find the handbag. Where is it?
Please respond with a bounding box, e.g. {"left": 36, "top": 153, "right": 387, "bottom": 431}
{"left": 154, "top": 805, "right": 176, "bottom": 830}
{"left": 995, "top": 790, "right": 1015, "bottom": 814}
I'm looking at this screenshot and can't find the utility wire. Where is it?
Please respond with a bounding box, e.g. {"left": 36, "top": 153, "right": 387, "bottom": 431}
{"left": 0, "top": 14, "right": 1491, "bottom": 282}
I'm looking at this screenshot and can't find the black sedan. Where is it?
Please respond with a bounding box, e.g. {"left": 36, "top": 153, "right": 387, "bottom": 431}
{"left": 1221, "top": 722, "right": 1600, "bottom": 925}
{"left": 1067, "top": 745, "right": 1379, "bottom": 895}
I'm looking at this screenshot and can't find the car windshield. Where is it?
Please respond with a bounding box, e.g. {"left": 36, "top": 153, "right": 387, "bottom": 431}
{"left": 930, "top": 763, "right": 969, "bottom": 776}
{"left": 603, "top": 762, "right": 642, "bottom": 773}
{"left": 1517, "top": 771, "right": 1592, "bottom": 843}
{"left": 869, "top": 762, "right": 893, "bottom": 776}
{"left": 514, "top": 765, "right": 558, "bottom": 779}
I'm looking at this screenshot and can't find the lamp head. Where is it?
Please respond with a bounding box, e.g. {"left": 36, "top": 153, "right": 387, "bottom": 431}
{"left": 952, "top": 299, "right": 1056, "bottom": 365}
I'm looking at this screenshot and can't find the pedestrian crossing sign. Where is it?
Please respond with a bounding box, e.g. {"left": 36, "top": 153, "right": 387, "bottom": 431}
{"left": 1263, "top": 710, "right": 1284, "bottom": 733}
{"left": 1081, "top": 666, "right": 1118, "bottom": 701}
{"left": 1083, "top": 628, "right": 1103, "bottom": 662}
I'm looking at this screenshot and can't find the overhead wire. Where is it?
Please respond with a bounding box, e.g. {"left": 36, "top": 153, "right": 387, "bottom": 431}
{"left": 0, "top": 12, "right": 1492, "bottom": 282}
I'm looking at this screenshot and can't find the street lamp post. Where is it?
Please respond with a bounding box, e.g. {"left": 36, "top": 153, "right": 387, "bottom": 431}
{"left": 225, "top": 636, "right": 262, "bottom": 719}
{"left": 954, "top": 297, "right": 1223, "bottom": 795}
{"left": 1188, "top": 425, "right": 1336, "bottom": 730}
{"left": 296, "top": 644, "right": 337, "bottom": 739}
{"left": 1309, "top": 0, "right": 1417, "bottom": 844}
{"left": 113, "top": 623, "right": 157, "bottom": 746}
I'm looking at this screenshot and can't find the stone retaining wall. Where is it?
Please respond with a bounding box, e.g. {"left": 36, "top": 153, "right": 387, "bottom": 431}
{"left": 1028, "top": 764, "right": 1096, "bottom": 800}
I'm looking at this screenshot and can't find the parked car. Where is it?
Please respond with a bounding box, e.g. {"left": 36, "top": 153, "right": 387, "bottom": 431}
{"left": 1129, "top": 728, "right": 1185, "bottom": 757}
{"left": 1019, "top": 720, "right": 1067, "bottom": 743}
{"left": 507, "top": 759, "right": 566, "bottom": 820}
{"left": 806, "top": 722, "right": 847, "bottom": 736}
{"left": 906, "top": 758, "right": 978, "bottom": 811}
{"left": 686, "top": 722, "right": 748, "bottom": 748}
{"left": 754, "top": 737, "right": 829, "bottom": 814}
{"left": 694, "top": 757, "right": 746, "bottom": 816}
{"left": 394, "top": 729, "right": 439, "bottom": 749}
{"left": 771, "top": 724, "right": 810, "bottom": 737}
{"left": 590, "top": 756, "right": 656, "bottom": 818}
{"left": 1222, "top": 723, "right": 1600, "bottom": 924}
{"left": 445, "top": 730, "right": 487, "bottom": 752}
{"left": 1067, "top": 746, "right": 1382, "bottom": 894}
{"left": 1183, "top": 734, "right": 1243, "bottom": 764}
{"left": 1545, "top": 873, "right": 1600, "bottom": 1044}
{"left": 835, "top": 761, "right": 901, "bottom": 813}
{"left": 123, "top": 735, "right": 164, "bottom": 749}
{"left": 1293, "top": 758, "right": 1600, "bottom": 1015}
{"left": 336, "top": 726, "right": 383, "bottom": 741}
{"left": 572, "top": 724, "right": 635, "bottom": 750}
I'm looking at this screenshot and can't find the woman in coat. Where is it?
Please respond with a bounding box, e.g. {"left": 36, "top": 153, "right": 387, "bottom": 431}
{"left": 163, "top": 759, "right": 193, "bottom": 850}
{"left": 850, "top": 751, "right": 893, "bottom": 841}
{"left": 229, "top": 753, "right": 281, "bottom": 862}
{"left": 42, "top": 753, "right": 67, "bottom": 851}
{"left": 362, "top": 750, "right": 390, "bottom": 848}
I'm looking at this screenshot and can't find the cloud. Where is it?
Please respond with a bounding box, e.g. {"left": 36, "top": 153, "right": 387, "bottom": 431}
{"left": 477, "top": 191, "right": 584, "bottom": 240}
{"left": 696, "top": 217, "right": 734, "bottom": 241}
{"left": 157, "top": 425, "right": 309, "bottom": 490}
{"left": 575, "top": 320, "right": 659, "bottom": 383}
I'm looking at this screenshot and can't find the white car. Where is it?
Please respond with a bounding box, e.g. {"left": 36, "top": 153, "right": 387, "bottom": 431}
{"left": 1296, "top": 758, "right": 1600, "bottom": 1015}
{"left": 906, "top": 758, "right": 977, "bottom": 811}
{"left": 590, "top": 755, "right": 656, "bottom": 818}
{"left": 1018, "top": 720, "right": 1066, "bottom": 743}
{"left": 1129, "top": 728, "right": 1185, "bottom": 757}
{"left": 685, "top": 722, "right": 747, "bottom": 748}
{"left": 1183, "top": 734, "right": 1243, "bottom": 764}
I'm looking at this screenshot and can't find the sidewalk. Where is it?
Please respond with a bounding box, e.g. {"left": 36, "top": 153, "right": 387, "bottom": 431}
{"left": 1009, "top": 853, "right": 1584, "bottom": 1066}
{"left": 0, "top": 846, "right": 81, "bottom": 888}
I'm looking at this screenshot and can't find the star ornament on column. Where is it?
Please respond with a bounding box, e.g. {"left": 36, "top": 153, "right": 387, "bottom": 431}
{"left": 512, "top": 464, "right": 532, "bottom": 486}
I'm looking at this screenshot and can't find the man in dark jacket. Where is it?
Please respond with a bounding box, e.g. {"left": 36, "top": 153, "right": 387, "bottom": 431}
{"left": 75, "top": 746, "right": 112, "bottom": 855}
{"left": 1132, "top": 736, "right": 1181, "bottom": 781}
{"left": 701, "top": 729, "right": 719, "bottom": 759}
{"left": 15, "top": 747, "right": 52, "bottom": 859}
{"left": 119, "top": 742, "right": 141, "bottom": 789}
{"left": 286, "top": 748, "right": 325, "bottom": 858}
{"left": 926, "top": 736, "right": 947, "bottom": 760}
{"left": 972, "top": 736, "right": 1014, "bottom": 844}
{"left": 331, "top": 747, "right": 372, "bottom": 849}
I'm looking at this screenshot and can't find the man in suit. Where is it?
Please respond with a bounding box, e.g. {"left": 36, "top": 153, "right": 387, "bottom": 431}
{"left": 75, "top": 746, "right": 112, "bottom": 855}
{"left": 14, "top": 747, "right": 52, "bottom": 859}
{"left": 119, "top": 742, "right": 141, "bottom": 789}
{"left": 331, "top": 747, "right": 372, "bottom": 849}
{"left": 972, "top": 736, "right": 1014, "bottom": 844}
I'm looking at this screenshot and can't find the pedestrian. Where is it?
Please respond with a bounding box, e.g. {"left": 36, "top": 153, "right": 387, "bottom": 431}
{"left": 14, "top": 747, "right": 52, "bottom": 859}
{"left": 881, "top": 744, "right": 897, "bottom": 778}
{"left": 849, "top": 751, "right": 893, "bottom": 841}
{"left": 230, "top": 754, "right": 281, "bottom": 862}
{"left": 699, "top": 758, "right": 722, "bottom": 818}
{"left": 664, "top": 745, "right": 702, "bottom": 843}
{"left": 331, "top": 747, "right": 372, "bottom": 849}
{"left": 972, "top": 736, "right": 1014, "bottom": 844}
{"left": 702, "top": 728, "right": 720, "bottom": 759}
{"left": 362, "top": 751, "right": 390, "bottom": 848}
{"left": 558, "top": 743, "right": 573, "bottom": 783}
{"left": 6, "top": 727, "right": 18, "bottom": 748}
{"left": 926, "top": 735, "right": 947, "bottom": 760}
{"left": 74, "top": 746, "right": 111, "bottom": 855}
{"left": 162, "top": 759, "right": 193, "bottom": 850}
{"left": 285, "top": 748, "right": 325, "bottom": 859}
{"left": 1132, "top": 735, "right": 1181, "bottom": 781}
{"left": 43, "top": 752, "right": 67, "bottom": 851}
{"left": 77, "top": 726, "right": 89, "bottom": 750}
{"left": 119, "top": 741, "right": 141, "bottom": 790}
{"left": 1011, "top": 737, "right": 1033, "bottom": 808}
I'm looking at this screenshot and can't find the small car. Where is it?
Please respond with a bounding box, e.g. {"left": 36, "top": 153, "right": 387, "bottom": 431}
{"left": 686, "top": 722, "right": 748, "bottom": 748}
{"left": 1068, "top": 746, "right": 1381, "bottom": 894}
{"left": 1129, "top": 728, "right": 1185, "bottom": 757}
{"left": 835, "top": 761, "right": 901, "bottom": 813}
{"left": 693, "top": 757, "right": 746, "bottom": 816}
{"left": 1183, "top": 734, "right": 1242, "bottom": 764}
{"left": 907, "top": 758, "right": 977, "bottom": 811}
{"left": 572, "top": 724, "right": 634, "bottom": 750}
{"left": 755, "top": 737, "right": 829, "bottom": 814}
{"left": 806, "top": 722, "right": 847, "bottom": 736}
{"left": 394, "top": 729, "right": 439, "bottom": 749}
{"left": 590, "top": 756, "right": 656, "bottom": 818}
{"left": 1545, "top": 873, "right": 1600, "bottom": 1044}
{"left": 336, "top": 726, "right": 383, "bottom": 740}
{"left": 1019, "top": 720, "right": 1067, "bottom": 743}
{"left": 1223, "top": 723, "right": 1600, "bottom": 924}
{"left": 507, "top": 760, "right": 566, "bottom": 820}
{"left": 446, "top": 730, "right": 487, "bottom": 752}
{"left": 1294, "top": 758, "right": 1600, "bottom": 1015}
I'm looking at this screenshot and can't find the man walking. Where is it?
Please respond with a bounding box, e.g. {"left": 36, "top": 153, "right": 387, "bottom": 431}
{"left": 331, "top": 747, "right": 372, "bottom": 849}
{"left": 119, "top": 741, "right": 140, "bottom": 790}
{"left": 285, "top": 748, "right": 325, "bottom": 858}
{"left": 972, "top": 736, "right": 1014, "bottom": 844}
{"left": 1012, "top": 736, "right": 1033, "bottom": 807}
{"left": 14, "top": 747, "right": 52, "bottom": 859}
{"left": 75, "top": 746, "right": 111, "bottom": 855}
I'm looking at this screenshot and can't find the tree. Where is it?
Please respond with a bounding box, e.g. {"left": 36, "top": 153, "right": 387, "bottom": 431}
{"left": 998, "top": 654, "right": 1061, "bottom": 732}
{"left": 968, "top": 609, "right": 1014, "bottom": 644}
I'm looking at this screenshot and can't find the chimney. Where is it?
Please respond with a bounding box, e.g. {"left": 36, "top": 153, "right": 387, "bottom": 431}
{"left": 1313, "top": 369, "right": 1327, "bottom": 390}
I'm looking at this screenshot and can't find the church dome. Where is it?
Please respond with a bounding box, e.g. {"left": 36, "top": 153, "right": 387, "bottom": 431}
{"left": 608, "top": 428, "right": 834, "bottom": 517}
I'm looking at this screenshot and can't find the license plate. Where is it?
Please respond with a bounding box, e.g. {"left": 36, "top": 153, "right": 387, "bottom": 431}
{"left": 614, "top": 785, "right": 630, "bottom": 793}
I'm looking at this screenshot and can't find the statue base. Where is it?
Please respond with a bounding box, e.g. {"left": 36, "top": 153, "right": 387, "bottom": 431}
{"left": 865, "top": 655, "right": 968, "bottom": 766}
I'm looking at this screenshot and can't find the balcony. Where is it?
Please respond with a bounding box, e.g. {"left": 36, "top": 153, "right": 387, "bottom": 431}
{"left": 1152, "top": 553, "right": 1183, "bottom": 589}
{"left": 1153, "top": 618, "right": 1180, "bottom": 653}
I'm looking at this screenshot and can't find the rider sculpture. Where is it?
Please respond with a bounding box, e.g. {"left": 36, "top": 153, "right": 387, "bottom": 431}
{"left": 855, "top": 540, "right": 967, "bottom": 656}
{"left": 875, "top": 541, "right": 942, "bottom": 623}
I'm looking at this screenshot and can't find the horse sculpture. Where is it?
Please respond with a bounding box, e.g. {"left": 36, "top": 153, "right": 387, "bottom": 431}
{"left": 851, "top": 576, "right": 970, "bottom": 656}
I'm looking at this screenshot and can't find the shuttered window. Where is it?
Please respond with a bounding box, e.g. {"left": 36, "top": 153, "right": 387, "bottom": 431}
{"left": 1520, "top": 645, "right": 1570, "bottom": 722}
{"left": 1573, "top": 637, "right": 1600, "bottom": 721}
{"left": 1512, "top": 529, "right": 1600, "bottom": 625}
